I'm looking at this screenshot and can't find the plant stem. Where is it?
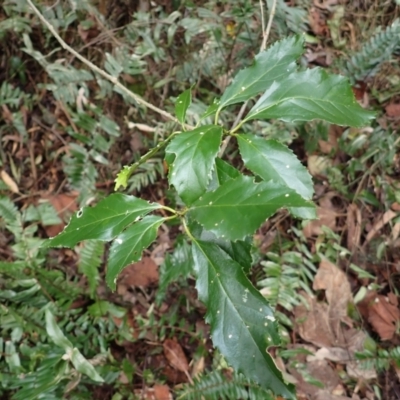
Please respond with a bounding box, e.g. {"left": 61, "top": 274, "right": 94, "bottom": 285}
{"left": 26, "top": 0, "right": 179, "bottom": 125}
{"left": 115, "top": 131, "right": 179, "bottom": 189}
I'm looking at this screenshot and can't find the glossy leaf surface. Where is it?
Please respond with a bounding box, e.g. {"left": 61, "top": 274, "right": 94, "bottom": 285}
{"left": 198, "top": 226, "right": 252, "bottom": 275}
{"left": 237, "top": 134, "right": 313, "bottom": 199}
{"left": 106, "top": 216, "right": 165, "bottom": 290}
{"left": 244, "top": 68, "right": 375, "bottom": 126}
{"left": 215, "top": 158, "right": 240, "bottom": 185}
{"left": 47, "top": 194, "right": 160, "bottom": 248}
{"left": 218, "top": 35, "right": 304, "bottom": 110}
{"left": 166, "top": 125, "right": 223, "bottom": 205}
{"left": 192, "top": 240, "right": 295, "bottom": 398}
{"left": 175, "top": 88, "right": 192, "bottom": 125}
{"left": 188, "top": 175, "right": 313, "bottom": 240}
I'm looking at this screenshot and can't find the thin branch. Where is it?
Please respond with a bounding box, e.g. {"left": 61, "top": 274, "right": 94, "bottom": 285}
{"left": 259, "top": 0, "right": 266, "bottom": 36}
{"left": 261, "top": 0, "right": 278, "bottom": 51}
{"left": 26, "top": 0, "right": 179, "bottom": 124}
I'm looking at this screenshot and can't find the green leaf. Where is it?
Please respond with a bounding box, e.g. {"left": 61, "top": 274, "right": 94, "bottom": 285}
{"left": 45, "top": 309, "right": 73, "bottom": 351}
{"left": 192, "top": 240, "right": 295, "bottom": 398}
{"left": 200, "top": 99, "right": 220, "bottom": 121}
{"left": 237, "top": 134, "right": 313, "bottom": 199}
{"left": 218, "top": 35, "right": 304, "bottom": 110}
{"left": 215, "top": 158, "right": 240, "bottom": 185}
{"left": 106, "top": 215, "right": 165, "bottom": 290}
{"left": 70, "top": 348, "right": 104, "bottom": 382}
{"left": 188, "top": 175, "right": 314, "bottom": 241}
{"left": 114, "top": 165, "right": 131, "bottom": 190}
{"left": 166, "top": 125, "right": 223, "bottom": 205}
{"left": 198, "top": 227, "right": 252, "bottom": 275}
{"left": 175, "top": 88, "right": 192, "bottom": 125}
{"left": 208, "top": 158, "right": 240, "bottom": 191}
{"left": 244, "top": 68, "right": 375, "bottom": 127}
{"left": 47, "top": 193, "right": 160, "bottom": 248}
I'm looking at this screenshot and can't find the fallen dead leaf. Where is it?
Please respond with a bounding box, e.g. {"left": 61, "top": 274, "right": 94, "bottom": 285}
{"left": 309, "top": 7, "right": 329, "bottom": 36}
{"left": 386, "top": 103, "right": 400, "bottom": 118}
{"left": 313, "top": 260, "right": 353, "bottom": 344}
{"left": 1, "top": 170, "right": 19, "bottom": 193}
{"left": 311, "top": 391, "right": 354, "bottom": 400}
{"left": 288, "top": 358, "right": 341, "bottom": 398}
{"left": 118, "top": 256, "right": 158, "bottom": 288}
{"left": 163, "top": 339, "right": 189, "bottom": 373}
{"left": 363, "top": 293, "right": 400, "bottom": 341}
{"left": 163, "top": 339, "right": 192, "bottom": 383}
{"left": 303, "top": 193, "right": 337, "bottom": 238}
{"left": 40, "top": 193, "right": 78, "bottom": 237}
{"left": 191, "top": 356, "right": 205, "bottom": 378}
{"left": 303, "top": 206, "right": 337, "bottom": 238}
{"left": 294, "top": 292, "right": 336, "bottom": 347}
{"left": 318, "top": 124, "right": 342, "bottom": 154}
{"left": 364, "top": 209, "right": 397, "bottom": 245}
{"left": 347, "top": 203, "right": 362, "bottom": 251}
{"left": 134, "top": 385, "right": 172, "bottom": 400}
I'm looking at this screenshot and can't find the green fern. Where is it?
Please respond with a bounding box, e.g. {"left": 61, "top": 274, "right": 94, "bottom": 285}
{"left": 77, "top": 240, "right": 104, "bottom": 298}
{"left": 127, "top": 160, "right": 164, "bottom": 193}
{"left": 258, "top": 239, "right": 316, "bottom": 328}
{"left": 0, "top": 196, "right": 19, "bottom": 224}
{"left": 176, "top": 370, "right": 274, "bottom": 400}
{"left": 356, "top": 346, "right": 400, "bottom": 373}
{"left": 345, "top": 18, "right": 400, "bottom": 82}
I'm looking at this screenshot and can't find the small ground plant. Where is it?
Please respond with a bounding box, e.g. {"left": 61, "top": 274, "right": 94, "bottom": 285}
{"left": 43, "top": 20, "right": 375, "bottom": 398}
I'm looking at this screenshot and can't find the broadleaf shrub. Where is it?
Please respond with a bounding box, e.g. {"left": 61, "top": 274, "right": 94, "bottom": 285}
{"left": 47, "top": 34, "right": 375, "bottom": 398}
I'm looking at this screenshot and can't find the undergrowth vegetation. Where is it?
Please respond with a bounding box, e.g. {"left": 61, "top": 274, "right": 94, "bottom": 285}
{"left": 1, "top": 0, "right": 400, "bottom": 399}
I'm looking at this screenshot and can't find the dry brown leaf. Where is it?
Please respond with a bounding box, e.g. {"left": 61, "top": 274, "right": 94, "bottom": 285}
{"left": 294, "top": 292, "right": 336, "bottom": 347}
{"left": 303, "top": 206, "right": 337, "bottom": 238}
{"left": 309, "top": 7, "right": 329, "bottom": 36}
{"left": 311, "top": 391, "right": 353, "bottom": 400}
{"left": 313, "top": 260, "right": 353, "bottom": 343}
{"left": 191, "top": 356, "right": 205, "bottom": 378}
{"left": 134, "top": 385, "right": 172, "bottom": 400}
{"left": 163, "top": 339, "right": 189, "bottom": 374}
{"left": 153, "top": 385, "right": 172, "bottom": 400}
{"left": 41, "top": 193, "right": 78, "bottom": 237}
{"left": 364, "top": 209, "right": 397, "bottom": 245}
{"left": 318, "top": 125, "right": 341, "bottom": 154}
{"left": 386, "top": 103, "right": 400, "bottom": 118}
{"left": 347, "top": 203, "right": 361, "bottom": 251}
{"left": 367, "top": 294, "right": 400, "bottom": 341}
{"left": 118, "top": 256, "right": 158, "bottom": 288}
{"left": 1, "top": 170, "right": 19, "bottom": 193}
{"left": 288, "top": 359, "right": 340, "bottom": 398}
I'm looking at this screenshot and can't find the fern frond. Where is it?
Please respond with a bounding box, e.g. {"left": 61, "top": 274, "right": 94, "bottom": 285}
{"left": 345, "top": 18, "right": 400, "bottom": 82}
{"left": 77, "top": 240, "right": 104, "bottom": 297}
{"left": 356, "top": 346, "right": 400, "bottom": 373}
{"left": 258, "top": 250, "right": 315, "bottom": 327}
{"left": 0, "top": 196, "right": 19, "bottom": 224}
{"left": 176, "top": 370, "right": 274, "bottom": 400}
{"left": 127, "top": 160, "right": 164, "bottom": 193}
